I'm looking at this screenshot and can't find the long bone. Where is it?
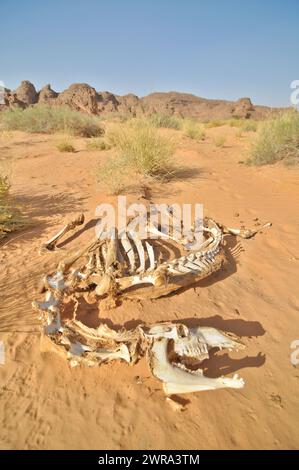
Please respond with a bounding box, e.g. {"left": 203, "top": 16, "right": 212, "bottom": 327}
{"left": 218, "top": 221, "right": 272, "bottom": 239}
{"left": 41, "top": 213, "right": 85, "bottom": 252}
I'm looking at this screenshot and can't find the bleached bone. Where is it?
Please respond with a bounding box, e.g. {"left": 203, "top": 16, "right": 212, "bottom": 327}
{"left": 68, "top": 341, "right": 131, "bottom": 364}
{"left": 219, "top": 222, "right": 272, "bottom": 239}
{"left": 145, "top": 241, "right": 156, "bottom": 271}
{"left": 41, "top": 213, "right": 85, "bottom": 252}
{"left": 134, "top": 237, "right": 146, "bottom": 273}
{"left": 120, "top": 235, "right": 136, "bottom": 273}
{"left": 37, "top": 216, "right": 225, "bottom": 301}
{"left": 40, "top": 212, "right": 269, "bottom": 300}
{"left": 33, "top": 290, "right": 247, "bottom": 395}
{"left": 149, "top": 337, "right": 245, "bottom": 395}
{"left": 195, "top": 327, "right": 245, "bottom": 351}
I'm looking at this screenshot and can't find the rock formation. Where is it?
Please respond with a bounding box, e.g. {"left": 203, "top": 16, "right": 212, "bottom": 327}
{"left": 1, "top": 80, "right": 284, "bottom": 120}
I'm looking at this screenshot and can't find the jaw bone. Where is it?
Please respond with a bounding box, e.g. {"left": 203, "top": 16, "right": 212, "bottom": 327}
{"left": 149, "top": 337, "right": 245, "bottom": 395}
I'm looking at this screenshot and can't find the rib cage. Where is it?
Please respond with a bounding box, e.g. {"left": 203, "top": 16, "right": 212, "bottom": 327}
{"left": 37, "top": 211, "right": 226, "bottom": 302}
{"left": 81, "top": 216, "right": 224, "bottom": 295}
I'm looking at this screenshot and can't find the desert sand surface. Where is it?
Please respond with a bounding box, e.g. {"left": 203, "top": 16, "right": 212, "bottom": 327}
{"left": 0, "top": 125, "right": 299, "bottom": 450}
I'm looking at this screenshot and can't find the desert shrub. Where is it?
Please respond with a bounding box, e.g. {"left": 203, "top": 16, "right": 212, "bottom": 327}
{"left": 205, "top": 120, "right": 225, "bottom": 129}
{"left": 241, "top": 120, "right": 257, "bottom": 132}
{"left": 0, "top": 175, "right": 9, "bottom": 199}
{"left": 0, "top": 174, "right": 26, "bottom": 240}
{"left": 98, "top": 155, "right": 129, "bottom": 195}
{"left": 149, "top": 113, "right": 181, "bottom": 130}
{"left": 249, "top": 111, "right": 299, "bottom": 165}
{"left": 183, "top": 120, "right": 205, "bottom": 141}
{"left": 213, "top": 135, "right": 226, "bottom": 147}
{"left": 228, "top": 119, "right": 257, "bottom": 131}
{"left": 99, "top": 120, "right": 176, "bottom": 194}
{"left": 105, "top": 120, "right": 175, "bottom": 178}
{"left": 56, "top": 138, "right": 76, "bottom": 153}
{"left": 86, "top": 138, "right": 110, "bottom": 150}
{"left": 0, "top": 105, "right": 103, "bottom": 137}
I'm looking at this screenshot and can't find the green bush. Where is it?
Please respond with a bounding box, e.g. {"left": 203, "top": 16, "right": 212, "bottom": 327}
{"left": 249, "top": 111, "right": 299, "bottom": 165}
{"left": 0, "top": 105, "right": 103, "bottom": 137}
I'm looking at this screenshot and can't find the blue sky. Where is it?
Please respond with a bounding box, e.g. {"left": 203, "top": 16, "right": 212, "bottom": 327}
{"left": 1, "top": 0, "right": 298, "bottom": 106}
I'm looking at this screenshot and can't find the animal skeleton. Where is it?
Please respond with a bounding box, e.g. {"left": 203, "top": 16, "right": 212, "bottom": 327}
{"left": 32, "top": 210, "right": 270, "bottom": 395}
{"left": 38, "top": 211, "right": 271, "bottom": 300}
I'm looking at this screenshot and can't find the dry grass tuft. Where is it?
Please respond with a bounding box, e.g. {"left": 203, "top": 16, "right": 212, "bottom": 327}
{"left": 0, "top": 105, "right": 103, "bottom": 137}
{"left": 98, "top": 119, "right": 177, "bottom": 194}
{"left": 183, "top": 119, "right": 205, "bottom": 141}
{"left": 56, "top": 138, "right": 76, "bottom": 153}
{"left": 86, "top": 138, "right": 111, "bottom": 150}
{"left": 0, "top": 174, "right": 27, "bottom": 241}
{"left": 213, "top": 135, "right": 227, "bottom": 147}
{"left": 148, "top": 113, "right": 182, "bottom": 130}
{"left": 248, "top": 111, "right": 299, "bottom": 165}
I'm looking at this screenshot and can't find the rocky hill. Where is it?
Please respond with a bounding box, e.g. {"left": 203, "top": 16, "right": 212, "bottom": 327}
{"left": 1, "top": 80, "right": 283, "bottom": 120}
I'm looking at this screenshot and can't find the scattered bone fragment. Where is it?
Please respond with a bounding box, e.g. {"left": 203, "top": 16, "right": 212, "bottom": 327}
{"left": 219, "top": 221, "right": 272, "bottom": 239}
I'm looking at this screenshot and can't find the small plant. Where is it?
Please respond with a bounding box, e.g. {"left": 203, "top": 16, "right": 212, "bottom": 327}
{"left": 86, "top": 138, "right": 110, "bottom": 150}
{"left": 248, "top": 111, "right": 299, "bottom": 165}
{"left": 1, "top": 105, "right": 103, "bottom": 137}
{"left": 149, "top": 113, "right": 181, "bottom": 130}
{"left": 56, "top": 138, "right": 76, "bottom": 153}
{"left": 183, "top": 120, "right": 205, "bottom": 141}
{"left": 213, "top": 135, "right": 226, "bottom": 147}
